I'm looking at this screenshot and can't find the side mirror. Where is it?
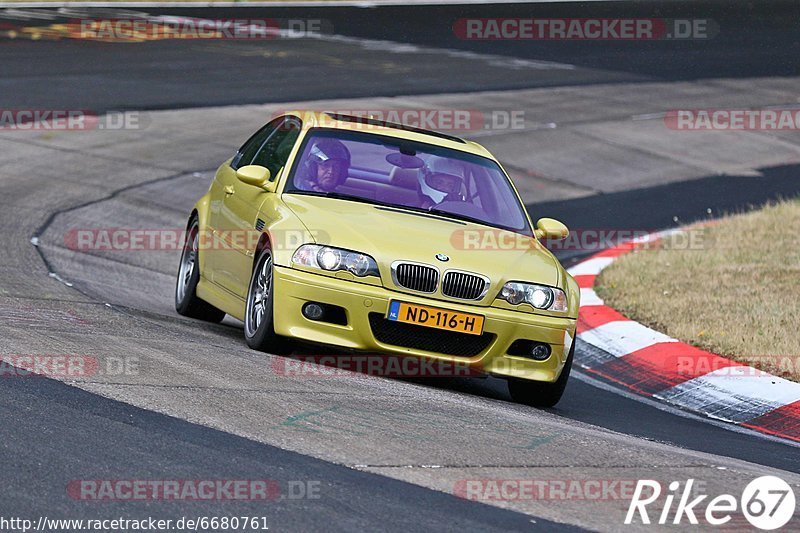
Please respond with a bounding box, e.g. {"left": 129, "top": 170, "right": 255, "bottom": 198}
{"left": 236, "top": 165, "right": 271, "bottom": 189}
{"left": 534, "top": 217, "right": 569, "bottom": 241}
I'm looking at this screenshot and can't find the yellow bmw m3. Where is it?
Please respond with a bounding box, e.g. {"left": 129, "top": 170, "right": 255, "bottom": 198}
{"left": 175, "top": 111, "right": 579, "bottom": 406}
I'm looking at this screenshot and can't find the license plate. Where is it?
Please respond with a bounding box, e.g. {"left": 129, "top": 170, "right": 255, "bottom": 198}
{"left": 387, "top": 301, "right": 484, "bottom": 335}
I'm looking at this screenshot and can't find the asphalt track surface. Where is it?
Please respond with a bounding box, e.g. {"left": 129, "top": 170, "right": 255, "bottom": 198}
{"left": 2, "top": 1, "right": 800, "bottom": 531}
{"left": 2, "top": 371, "right": 567, "bottom": 532}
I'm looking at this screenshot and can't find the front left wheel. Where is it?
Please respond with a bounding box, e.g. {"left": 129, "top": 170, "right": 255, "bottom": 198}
{"left": 244, "top": 247, "right": 290, "bottom": 354}
{"left": 175, "top": 216, "right": 226, "bottom": 323}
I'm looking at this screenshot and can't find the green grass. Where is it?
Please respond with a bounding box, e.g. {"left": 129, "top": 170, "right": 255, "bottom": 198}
{"left": 596, "top": 199, "right": 800, "bottom": 381}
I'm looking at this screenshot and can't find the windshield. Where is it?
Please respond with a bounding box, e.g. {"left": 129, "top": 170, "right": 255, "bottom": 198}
{"left": 284, "top": 129, "right": 532, "bottom": 234}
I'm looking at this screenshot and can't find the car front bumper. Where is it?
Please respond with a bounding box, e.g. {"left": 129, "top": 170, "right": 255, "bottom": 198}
{"left": 272, "top": 266, "right": 577, "bottom": 383}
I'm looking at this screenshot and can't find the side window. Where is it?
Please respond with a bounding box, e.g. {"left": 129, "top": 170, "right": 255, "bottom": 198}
{"left": 230, "top": 117, "right": 284, "bottom": 170}
{"left": 251, "top": 117, "right": 302, "bottom": 180}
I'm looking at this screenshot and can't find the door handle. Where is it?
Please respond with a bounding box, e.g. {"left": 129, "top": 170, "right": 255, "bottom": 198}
{"left": 224, "top": 185, "right": 235, "bottom": 196}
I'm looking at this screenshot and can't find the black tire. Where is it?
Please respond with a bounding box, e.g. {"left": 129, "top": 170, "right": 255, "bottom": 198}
{"left": 244, "top": 247, "right": 290, "bottom": 354}
{"left": 175, "top": 216, "right": 226, "bottom": 323}
{"left": 508, "top": 338, "right": 574, "bottom": 408}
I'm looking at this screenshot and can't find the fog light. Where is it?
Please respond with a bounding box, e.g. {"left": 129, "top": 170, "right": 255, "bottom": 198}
{"left": 530, "top": 343, "right": 551, "bottom": 361}
{"left": 302, "top": 303, "right": 325, "bottom": 321}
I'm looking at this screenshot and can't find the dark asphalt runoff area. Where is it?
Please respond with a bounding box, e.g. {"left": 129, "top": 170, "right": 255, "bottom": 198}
{"left": 1, "top": 1, "right": 798, "bottom": 111}
{"left": 2, "top": 1, "right": 800, "bottom": 530}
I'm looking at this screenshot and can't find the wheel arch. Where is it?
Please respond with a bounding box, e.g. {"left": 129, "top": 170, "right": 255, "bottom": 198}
{"left": 187, "top": 193, "right": 211, "bottom": 274}
{"left": 192, "top": 193, "right": 212, "bottom": 232}
{"left": 253, "top": 232, "right": 272, "bottom": 271}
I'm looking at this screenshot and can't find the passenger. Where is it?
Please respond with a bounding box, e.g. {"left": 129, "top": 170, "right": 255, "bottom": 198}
{"left": 296, "top": 138, "right": 351, "bottom": 193}
{"left": 417, "top": 158, "right": 468, "bottom": 208}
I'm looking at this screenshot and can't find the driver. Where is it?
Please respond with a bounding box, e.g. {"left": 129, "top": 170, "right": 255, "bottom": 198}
{"left": 296, "top": 138, "right": 351, "bottom": 193}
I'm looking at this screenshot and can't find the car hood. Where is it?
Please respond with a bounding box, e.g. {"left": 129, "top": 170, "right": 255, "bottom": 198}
{"left": 282, "top": 195, "right": 560, "bottom": 298}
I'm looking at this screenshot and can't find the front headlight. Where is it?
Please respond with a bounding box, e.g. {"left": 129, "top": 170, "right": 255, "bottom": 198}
{"left": 292, "top": 244, "right": 380, "bottom": 278}
{"left": 499, "top": 282, "right": 568, "bottom": 312}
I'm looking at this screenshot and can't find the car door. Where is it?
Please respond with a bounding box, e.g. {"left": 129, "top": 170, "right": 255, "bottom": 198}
{"left": 206, "top": 118, "right": 281, "bottom": 290}
{"left": 212, "top": 115, "right": 302, "bottom": 298}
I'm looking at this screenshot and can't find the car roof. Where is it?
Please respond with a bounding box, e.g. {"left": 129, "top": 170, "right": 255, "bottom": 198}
{"left": 281, "top": 110, "right": 497, "bottom": 160}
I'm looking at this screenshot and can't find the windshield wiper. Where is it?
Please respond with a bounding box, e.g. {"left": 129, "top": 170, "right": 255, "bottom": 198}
{"left": 288, "top": 190, "right": 393, "bottom": 208}
{"left": 426, "top": 208, "right": 531, "bottom": 235}
{"left": 382, "top": 204, "right": 519, "bottom": 233}
{"left": 426, "top": 208, "right": 500, "bottom": 229}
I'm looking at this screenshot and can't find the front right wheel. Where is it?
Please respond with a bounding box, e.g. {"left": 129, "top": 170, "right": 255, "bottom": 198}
{"left": 507, "top": 338, "right": 574, "bottom": 408}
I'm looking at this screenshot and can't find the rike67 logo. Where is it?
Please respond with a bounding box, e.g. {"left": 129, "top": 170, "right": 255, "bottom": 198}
{"left": 626, "top": 476, "right": 796, "bottom": 530}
